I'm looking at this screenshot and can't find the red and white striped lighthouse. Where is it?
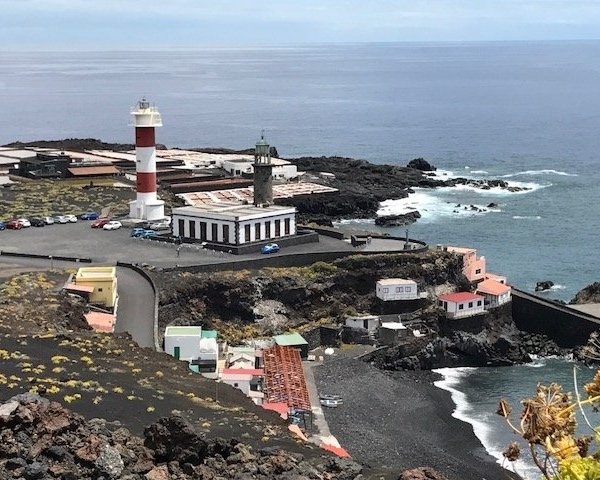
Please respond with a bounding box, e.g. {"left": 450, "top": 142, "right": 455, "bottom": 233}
{"left": 128, "top": 98, "right": 165, "bottom": 221}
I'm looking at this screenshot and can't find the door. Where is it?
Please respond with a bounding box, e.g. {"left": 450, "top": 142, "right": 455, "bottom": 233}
{"left": 244, "top": 224, "right": 251, "bottom": 243}
{"left": 275, "top": 219, "right": 281, "bottom": 237}
{"left": 189, "top": 220, "right": 196, "bottom": 239}
{"left": 178, "top": 219, "right": 185, "bottom": 237}
{"left": 211, "top": 223, "right": 218, "bottom": 242}
{"left": 174, "top": 346, "right": 180, "bottom": 360}
{"left": 200, "top": 222, "right": 207, "bottom": 241}
{"left": 223, "top": 224, "right": 230, "bottom": 244}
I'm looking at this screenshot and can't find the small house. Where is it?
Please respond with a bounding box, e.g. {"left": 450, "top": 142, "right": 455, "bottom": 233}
{"left": 378, "top": 322, "right": 410, "bottom": 346}
{"left": 345, "top": 315, "right": 380, "bottom": 332}
{"left": 376, "top": 279, "right": 426, "bottom": 301}
{"left": 221, "top": 368, "right": 264, "bottom": 396}
{"left": 273, "top": 333, "right": 309, "bottom": 359}
{"left": 476, "top": 279, "right": 511, "bottom": 309}
{"left": 164, "top": 326, "right": 202, "bottom": 362}
{"left": 438, "top": 292, "right": 485, "bottom": 319}
{"left": 74, "top": 266, "right": 117, "bottom": 308}
{"left": 446, "top": 247, "right": 486, "bottom": 283}
{"left": 196, "top": 337, "right": 219, "bottom": 379}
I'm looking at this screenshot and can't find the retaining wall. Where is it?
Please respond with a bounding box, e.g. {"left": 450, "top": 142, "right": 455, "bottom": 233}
{"left": 511, "top": 288, "right": 600, "bottom": 347}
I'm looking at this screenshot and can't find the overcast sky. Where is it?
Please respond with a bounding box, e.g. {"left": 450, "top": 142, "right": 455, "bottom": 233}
{"left": 2, "top": 0, "right": 600, "bottom": 49}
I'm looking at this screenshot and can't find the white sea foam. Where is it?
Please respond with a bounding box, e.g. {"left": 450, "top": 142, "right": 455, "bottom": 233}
{"left": 512, "top": 215, "right": 542, "bottom": 220}
{"left": 449, "top": 180, "right": 549, "bottom": 195}
{"left": 469, "top": 170, "right": 489, "bottom": 175}
{"left": 499, "top": 169, "right": 577, "bottom": 178}
{"left": 376, "top": 190, "right": 500, "bottom": 222}
{"left": 336, "top": 218, "right": 375, "bottom": 225}
{"left": 434, "top": 367, "right": 539, "bottom": 479}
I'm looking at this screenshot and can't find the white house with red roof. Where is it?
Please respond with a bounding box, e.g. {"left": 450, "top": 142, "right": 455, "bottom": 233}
{"left": 221, "top": 368, "right": 264, "bottom": 402}
{"left": 438, "top": 292, "right": 485, "bottom": 319}
{"left": 476, "top": 279, "right": 511, "bottom": 308}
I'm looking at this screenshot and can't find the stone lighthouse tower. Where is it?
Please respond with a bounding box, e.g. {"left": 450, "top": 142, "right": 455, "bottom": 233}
{"left": 129, "top": 98, "right": 165, "bottom": 221}
{"left": 253, "top": 133, "right": 273, "bottom": 206}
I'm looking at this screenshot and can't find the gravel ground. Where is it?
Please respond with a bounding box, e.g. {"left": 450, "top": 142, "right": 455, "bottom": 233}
{"left": 314, "top": 354, "right": 521, "bottom": 480}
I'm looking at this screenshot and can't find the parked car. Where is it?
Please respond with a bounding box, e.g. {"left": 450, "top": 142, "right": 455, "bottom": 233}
{"left": 80, "top": 212, "right": 99, "bottom": 220}
{"left": 65, "top": 214, "right": 78, "bottom": 223}
{"left": 103, "top": 221, "right": 122, "bottom": 231}
{"left": 149, "top": 220, "right": 170, "bottom": 231}
{"left": 91, "top": 218, "right": 111, "bottom": 228}
{"left": 16, "top": 218, "right": 31, "bottom": 228}
{"left": 261, "top": 243, "right": 280, "bottom": 254}
{"left": 41, "top": 216, "right": 55, "bottom": 225}
{"left": 0, "top": 221, "right": 5, "bottom": 231}
{"left": 130, "top": 228, "right": 146, "bottom": 237}
{"left": 319, "top": 394, "right": 343, "bottom": 404}
{"left": 140, "top": 229, "right": 158, "bottom": 239}
{"left": 319, "top": 398, "right": 341, "bottom": 408}
{"left": 30, "top": 217, "right": 46, "bottom": 227}
{"left": 6, "top": 219, "right": 23, "bottom": 230}
{"left": 54, "top": 215, "right": 69, "bottom": 224}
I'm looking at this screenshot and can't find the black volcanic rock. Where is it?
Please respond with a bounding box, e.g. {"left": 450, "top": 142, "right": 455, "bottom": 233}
{"left": 535, "top": 280, "right": 555, "bottom": 292}
{"left": 375, "top": 211, "right": 421, "bottom": 227}
{"left": 571, "top": 282, "right": 600, "bottom": 304}
{"left": 407, "top": 158, "right": 436, "bottom": 171}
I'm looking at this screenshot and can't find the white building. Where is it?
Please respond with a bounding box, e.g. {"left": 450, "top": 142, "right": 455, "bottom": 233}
{"left": 376, "top": 279, "right": 426, "bottom": 301}
{"left": 221, "top": 368, "right": 264, "bottom": 396}
{"left": 221, "top": 157, "right": 297, "bottom": 180}
{"left": 345, "top": 315, "right": 380, "bottom": 332}
{"left": 172, "top": 203, "right": 296, "bottom": 245}
{"left": 197, "top": 337, "right": 219, "bottom": 379}
{"left": 164, "top": 326, "right": 202, "bottom": 361}
{"left": 438, "top": 292, "right": 485, "bottom": 319}
{"left": 476, "top": 279, "right": 512, "bottom": 309}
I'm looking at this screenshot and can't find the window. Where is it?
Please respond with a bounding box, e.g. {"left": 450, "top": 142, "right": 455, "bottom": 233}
{"left": 396, "top": 287, "right": 403, "bottom": 293}
{"left": 188, "top": 220, "right": 196, "bottom": 239}
{"left": 265, "top": 221, "right": 271, "bottom": 237}
{"left": 200, "top": 222, "right": 207, "bottom": 241}
{"left": 284, "top": 218, "right": 291, "bottom": 235}
{"left": 275, "top": 219, "right": 281, "bottom": 237}
{"left": 405, "top": 286, "right": 411, "bottom": 292}
{"left": 468, "top": 302, "right": 473, "bottom": 308}
{"left": 255, "top": 223, "right": 261, "bottom": 240}
{"left": 458, "top": 304, "right": 464, "bottom": 310}
{"left": 475, "top": 268, "right": 481, "bottom": 274}
{"left": 98, "top": 288, "right": 103, "bottom": 292}
{"left": 438, "top": 300, "right": 443, "bottom": 307}
{"left": 477, "top": 300, "right": 482, "bottom": 306}
{"left": 234, "top": 383, "right": 238, "bottom": 387}
{"left": 222, "top": 224, "right": 230, "bottom": 244}
{"left": 383, "top": 287, "right": 389, "bottom": 293}
{"left": 244, "top": 224, "right": 251, "bottom": 243}
{"left": 178, "top": 219, "right": 185, "bottom": 236}
{"left": 211, "top": 223, "right": 218, "bottom": 242}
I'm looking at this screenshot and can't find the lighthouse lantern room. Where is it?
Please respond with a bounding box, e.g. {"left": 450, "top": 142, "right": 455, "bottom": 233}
{"left": 129, "top": 98, "right": 165, "bottom": 221}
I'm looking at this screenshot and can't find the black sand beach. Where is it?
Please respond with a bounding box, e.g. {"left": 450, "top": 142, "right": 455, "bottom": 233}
{"left": 314, "top": 354, "right": 521, "bottom": 480}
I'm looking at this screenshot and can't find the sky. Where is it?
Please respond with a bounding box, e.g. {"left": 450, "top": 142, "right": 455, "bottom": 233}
{"left": 1, "top": 0, "right": 600, "bottom": 49}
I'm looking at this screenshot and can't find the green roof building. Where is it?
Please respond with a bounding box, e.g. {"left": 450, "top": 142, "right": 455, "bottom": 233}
{"left": 273, "top": 332, "right": 309, "bottom": 358}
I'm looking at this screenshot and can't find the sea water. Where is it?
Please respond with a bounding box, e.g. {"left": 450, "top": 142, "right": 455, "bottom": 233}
{"left": 1, "top": 42, "right": 600, "bottom": 476}
{"left": 435, "top": 359, "right": 600, "bottom": 480}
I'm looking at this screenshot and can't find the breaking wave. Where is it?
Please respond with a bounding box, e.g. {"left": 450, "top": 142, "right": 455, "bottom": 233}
{"left": 499, "top": 169, "right": 577, "bottom": 178}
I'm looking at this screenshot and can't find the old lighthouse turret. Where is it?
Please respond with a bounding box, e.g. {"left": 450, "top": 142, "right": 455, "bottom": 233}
{"left": 253, "top": 132, "right": 273, "bottom": 206}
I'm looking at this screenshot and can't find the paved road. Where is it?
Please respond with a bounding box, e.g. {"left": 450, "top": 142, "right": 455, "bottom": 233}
{"left": 302, "top": 361, "right": 340, "bottom": 448}
{"left": 115, "top": 266, "right": 155, "bottom": 349}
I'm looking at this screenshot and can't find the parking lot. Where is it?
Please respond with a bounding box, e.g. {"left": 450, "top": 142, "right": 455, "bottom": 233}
{"left": 0, "top": 221, "right": 361, "bottom": 267}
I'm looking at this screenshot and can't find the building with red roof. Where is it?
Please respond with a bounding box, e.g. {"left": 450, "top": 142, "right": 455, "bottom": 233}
{"left": 438, "top": 292, "right": 485, "bottom": 319}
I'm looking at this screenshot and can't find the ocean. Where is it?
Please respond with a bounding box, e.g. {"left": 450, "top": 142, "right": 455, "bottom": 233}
{"left": 1, "top": 42, "right": 599, "bottom": 478}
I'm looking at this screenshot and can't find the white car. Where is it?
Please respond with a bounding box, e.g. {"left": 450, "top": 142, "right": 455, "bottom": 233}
{"left": 149, "top": 221, "right": 170, "bottom": 231}
{"left": 103, "top": 221, "right": 122, "bottom": 230}
{"left": 42, "top": 216, "right": 55, "bottom": 225}
{"left": 54, "top": 215, "right": 68, "bottom": 224}
{"left": 65, "top": 214, "right": 78, "bottom": 223}
{"left": 17, "top": 218, "right": 31, "bottom": 227}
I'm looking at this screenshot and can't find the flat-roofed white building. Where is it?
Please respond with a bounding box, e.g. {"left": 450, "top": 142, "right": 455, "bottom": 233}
{"left": 376, "top": 278, "right": 426, "bottom": 301}
{"left": 172, "top": 203, "right": 296, "bottom": 245}
{"left": 345, "top": 315, "right": 380, "bottom": 332}
{"left": 164, "top": 326, "right": 202, "bottom": 362}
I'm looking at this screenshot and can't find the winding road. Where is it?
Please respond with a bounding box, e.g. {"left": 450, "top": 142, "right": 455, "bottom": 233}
{"left": 115, "top": 266, "right": 156, "bottom": 349}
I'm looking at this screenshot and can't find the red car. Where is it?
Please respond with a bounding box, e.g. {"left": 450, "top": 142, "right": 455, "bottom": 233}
{"left": 6, "top": 219, "right": 23, "bottom": 230}
{"left": 91, "top": 218, "right": 111, "bottom": 228}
